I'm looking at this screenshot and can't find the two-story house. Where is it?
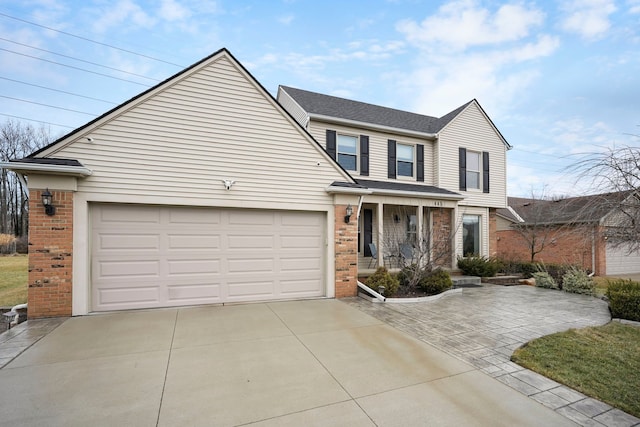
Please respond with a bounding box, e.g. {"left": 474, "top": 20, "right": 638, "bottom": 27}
{"left": 2, "top": 48, "right": 510, "bottom": 319}
{"left": 278, "top": 86, "right": 511, "bottom": 272}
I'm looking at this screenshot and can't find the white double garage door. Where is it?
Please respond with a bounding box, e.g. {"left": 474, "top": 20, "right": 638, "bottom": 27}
{"left": 606, "top": 242, "right": 640, "bottom": 276}
{"left": 91, "top": 204, "right": 326, "bottom": 312}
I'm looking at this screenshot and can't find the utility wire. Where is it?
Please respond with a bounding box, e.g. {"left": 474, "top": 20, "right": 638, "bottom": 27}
{"left": 0, "top": 47, "right": 152, "bottom": 87}
{"left": 0, "top": 95, "right": 97, "bottom": 116}
{"left": 0, "top": 37, "right": 161, "bottom": 82}
{"left": 0, "top": 12, "right": 184, "bottom": 68}
{"left": 0, "top": 113, "right": 75, "bottom": 129}
{"left": 0, "top": 77, "right": 118, "bottom": 104}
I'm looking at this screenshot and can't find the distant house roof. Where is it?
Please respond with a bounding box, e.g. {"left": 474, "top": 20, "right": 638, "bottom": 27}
{"left": 280, "top": 86, "right": 472, "bottom": 135}
{"left": 498, "top": 192, "right": 635, "bottom": 225}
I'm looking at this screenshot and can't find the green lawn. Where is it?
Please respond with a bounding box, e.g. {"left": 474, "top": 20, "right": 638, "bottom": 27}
{"left": 512, "top": 322, "right": 640, "bottom": 418}
{"left": 0, "top": 254, "right": 28, "bottom": 307}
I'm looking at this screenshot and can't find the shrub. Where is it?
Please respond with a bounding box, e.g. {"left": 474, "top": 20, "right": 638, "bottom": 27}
{"left": 0, "top": 234, "right": 16, "bottom": 254}
{"left": 498, "top": 259, "right": 538, "bottom": 278}
{"left": 561, "top": 267, "right": 595, "bottom": 296}
{"left": 607, "top": 279, "right": 640, "bottom": 322}
{"left": 419, "top": 269, "right": 453, "bottom": 295}
{"left": 457, "top": 255, "right": 500, "bottom": 277}
{"left": 532, "top": 271, "right": 558, "bottom": 289}
{"left": 365, "top": 266, "right": 400, "bottom": 297}
{"left": 397, "top": 264, "right": 421, "bottom": 289}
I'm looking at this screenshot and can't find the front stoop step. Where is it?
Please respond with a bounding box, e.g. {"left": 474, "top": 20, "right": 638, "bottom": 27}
{"left": 451, "top": 276, "right": 481, "bottom": 287}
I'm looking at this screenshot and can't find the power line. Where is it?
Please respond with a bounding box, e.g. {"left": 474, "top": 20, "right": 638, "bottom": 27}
{"left": 0, "top": 95, "right": 97, "bottom": 116}
{"left": 0, "top": 77, "right": 117, "bottom": 104}
{"left": 0, "top": 113, "right": 75, "bottom": 129}
{"left": 0, "top": 12, "right": 184, "bottom": 68}
{"left": 0, "top": 37, "right": 161, "bottom": 82}
{"left": 0, "top": 47, "right": 152, "bottom": 87}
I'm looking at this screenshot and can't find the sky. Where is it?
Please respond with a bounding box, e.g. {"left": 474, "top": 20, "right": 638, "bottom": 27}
{"left": 1, "top": 0, "right": 639, "bottom": 197}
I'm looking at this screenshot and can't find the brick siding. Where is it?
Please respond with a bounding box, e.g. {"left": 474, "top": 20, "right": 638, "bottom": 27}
{"left": 334, "top": 204, "right": 358, "bottom": 297}
{"left": 431, "top": 208, "right": 453, "bottom": 267}
{"left": 27, "top": 189, "right": 73, "bottom": 318}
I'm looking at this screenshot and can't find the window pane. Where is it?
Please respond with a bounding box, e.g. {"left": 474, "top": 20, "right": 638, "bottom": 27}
{"left": 466, "top": 151, "right": 480, "bottom": 171}
{"left": 466, "top": 171, "right": 480, "bottom": 189}
{"left": 462, "top": 215, "right": 480, "bottom": 256}
{"left": 338, "top": 153, "right": 357, "bottom": 170}
{"left": 397, "top": 144, "right": 413, "bottom": 161}
{"left": 398, "top": 161, "right": 413, "bottom": 176}
{"left": 338, "top": 135, "right": 357, "bottom": 154}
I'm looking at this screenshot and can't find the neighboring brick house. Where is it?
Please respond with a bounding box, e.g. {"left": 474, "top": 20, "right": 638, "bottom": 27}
{"left": 497, "top": 192, "right": 640, "bottom": 276}
{"left": 1, "top": 48, "right": 511, "bottom": 318}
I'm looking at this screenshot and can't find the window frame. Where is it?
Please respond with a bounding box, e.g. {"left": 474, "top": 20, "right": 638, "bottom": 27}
{"left": 466, "top": 150, "right": 481, "bottom": 190}
{"left": 396, "top": 143, "right": 414, "bottom": 178}
{"left": 336, "top": 133, "right": 358, "bottom": 172}
{"left": 462, "top": 214, "right": 481, "bottom": 257}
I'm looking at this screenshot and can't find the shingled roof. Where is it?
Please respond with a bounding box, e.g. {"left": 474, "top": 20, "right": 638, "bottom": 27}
{"left": 280, "top": 86, "right": 472, "bottom": 135}
{"left": 499, "top": 191, "right": 635, "bottom": 225}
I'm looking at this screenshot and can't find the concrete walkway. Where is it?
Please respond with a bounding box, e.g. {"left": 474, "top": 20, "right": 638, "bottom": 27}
{"left": 345, "top": 284, "right": 640, "bottom": 427}
{"left": 1, "top": 299, "right": 578, "bottom": 427}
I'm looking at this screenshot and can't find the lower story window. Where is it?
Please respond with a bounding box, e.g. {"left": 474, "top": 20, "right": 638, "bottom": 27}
{"left": 462, "top": 214, "right": 481, "bottom": 256}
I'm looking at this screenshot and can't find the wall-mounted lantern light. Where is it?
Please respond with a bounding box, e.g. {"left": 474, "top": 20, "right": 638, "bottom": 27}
{"left": 344, "top": 204, "right": 353, "bottom": 223}
{"left": 41, "top": 188, "right": 55, "bottom": 216}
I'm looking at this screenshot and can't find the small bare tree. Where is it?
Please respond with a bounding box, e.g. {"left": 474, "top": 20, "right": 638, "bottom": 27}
{"left": 382, "top": 207, "right": 459, "bottom": 291}
{"left": 0, "top": 119, "right": 52, "bottom": 237}
{"left": 569, "top": 143, "right": 640, "bottom": 252}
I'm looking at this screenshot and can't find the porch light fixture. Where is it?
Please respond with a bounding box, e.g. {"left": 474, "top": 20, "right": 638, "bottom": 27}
{"left": 344, "top": 204, "right": 353, "bottom": 223}
{"left": 41, "top": 188, "right": 55, "bottom": 216}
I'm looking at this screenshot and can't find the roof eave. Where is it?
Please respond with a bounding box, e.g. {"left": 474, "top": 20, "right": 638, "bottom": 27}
{"left": 368, "top": 188, "right": 465, "bottom": 200}
{"left": 309, "top": 113, "right": 438, "bottom": 140}
{"left": 0, "top": 161, "right": 92, "bottom": 177}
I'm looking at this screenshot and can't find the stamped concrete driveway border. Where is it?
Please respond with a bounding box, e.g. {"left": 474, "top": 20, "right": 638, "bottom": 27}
{"left": 0, "top": 297, "right": 579, "bottom": 427}
{"left": 345, "top": 284, "right": 640, "bottom": 427}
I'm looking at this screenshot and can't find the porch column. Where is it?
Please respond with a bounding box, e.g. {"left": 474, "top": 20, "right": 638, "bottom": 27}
{"left": 417, "top": 204, "right": 424, "bottom": 265}
{"left": 377, "top": 202, "right": 384, "bottom": 267}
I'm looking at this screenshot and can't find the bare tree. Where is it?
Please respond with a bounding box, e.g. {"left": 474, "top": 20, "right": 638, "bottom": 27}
{"left": 0, "top": 120, "right": 52, "bottom": 236}
{"left": 382, "top": 207, "right": 458, "bottom": 291}
{"left": 569, "top": 143, "right": 640, "bottom": 252}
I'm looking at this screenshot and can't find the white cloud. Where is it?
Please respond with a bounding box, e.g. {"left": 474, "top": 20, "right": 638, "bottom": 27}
{"left": 396, "top": 0, "right": 545, "bottom": 51}
{"left": 628, "top": 0, "right": 640, "bottom": 14}
{"left": 92, "top": 0, "right": 156, "bottom": 33}
{"left": 560, "top": 0, "right": 617, "bottom": 39}
{"left": 159, "top": 0, "right": 192, "bottom": 22}
{"left": 278, "top": 14, "right": 294, "bottom": 25}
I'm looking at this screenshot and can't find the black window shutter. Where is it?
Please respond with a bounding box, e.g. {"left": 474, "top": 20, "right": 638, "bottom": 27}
{"left": 326, "top": 130, "right": 336, "bottom": 160}
{"left": 416, "top": 144, "right": 424, "bottom": 182}
{"left": 459, "top": 147, "right": 467, "bottom": 191}
{"left": 483, "top": 151, "right": 490, "bottom": 193}
{"left": 360, "top": 135, "right": 369, "bottom": 176}
{"left": 388, "top": 140, "right": 396, "bottom": 179}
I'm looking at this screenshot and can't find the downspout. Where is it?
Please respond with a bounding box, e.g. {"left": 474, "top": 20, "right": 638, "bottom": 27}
{"left": 357, "top": 281, "right": 386, "bottom": 302}
{"left": 356, "top": 195, "right": 364, "bottom": 219}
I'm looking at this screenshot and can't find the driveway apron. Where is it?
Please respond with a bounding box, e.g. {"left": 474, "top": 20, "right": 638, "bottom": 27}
{"left": 0, "top": 291, "right": 609, "bottom": 427}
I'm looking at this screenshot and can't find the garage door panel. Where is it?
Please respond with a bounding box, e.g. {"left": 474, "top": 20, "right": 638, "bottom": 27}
{"left": 99, "top": 234, "right": 161, "bottom": 251}
{"left": 227, "top": 234, "right": 274, "bottom": 249}
{"left": 92, "top": 204, "right": 325, "bottom": 311}
{"left": 97, "top": 260, "right": 160, "bottom": 279}
{"left": 167, "top": 284, "right": 222, "bottom": 301}
{"left": 168, "top": 234, "right": 221, "bottom": 249}
{"left": 606, "top": 242, "right": 640, "bottom": 275}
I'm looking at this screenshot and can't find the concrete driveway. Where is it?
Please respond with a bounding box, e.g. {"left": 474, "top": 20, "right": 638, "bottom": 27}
{"left": 0, "top": 298, "right": 578, "bottom": 427}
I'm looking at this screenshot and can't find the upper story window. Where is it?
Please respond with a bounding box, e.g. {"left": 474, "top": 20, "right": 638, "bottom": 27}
{"left": 337, "top": 134, "right": 357, "bottom": 171}
{"left": 466, "top": 151, "right": 481, "bottom": 189}
{"left": 397, "top": 144, "right": 414, "bottom": 177}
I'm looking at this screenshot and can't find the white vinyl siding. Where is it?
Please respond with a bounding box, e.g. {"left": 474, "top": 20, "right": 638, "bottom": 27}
{"left": 437, "top": 103, "right": 507, "bottom": 208}
{"left": 45, "top": 55, "right": 347, "bottom": 209}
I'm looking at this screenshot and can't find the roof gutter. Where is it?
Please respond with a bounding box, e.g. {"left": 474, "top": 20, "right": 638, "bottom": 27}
{"left": 0, "top": 161, "right": 93, "bottom": 177}
{"left": 368, "top": 188, "right": 465, "bottom": 201}
{"left": 309, "top": 113, "right": 438, "bottom": 140}
{"left": 325, "top": 185, "right": 373, "bottom": 195}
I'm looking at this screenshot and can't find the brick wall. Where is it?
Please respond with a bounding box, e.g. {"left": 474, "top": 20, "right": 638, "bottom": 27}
{"left": 496, "top": 224, "right": 604, "bottom": 274}
{"left": 334, "top": 204, "right": 358, "bottom": 297}
{"left": 488, "top": 208, "right": 497, "bottom": 257}
{"left": 28, "top": 189, "right": 74, "bottom": 318}
{"left": 431, "top": 208, "right": 453, "bottom": 267}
